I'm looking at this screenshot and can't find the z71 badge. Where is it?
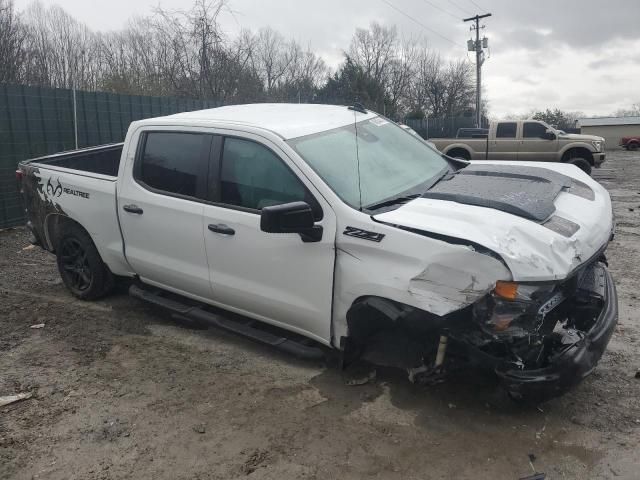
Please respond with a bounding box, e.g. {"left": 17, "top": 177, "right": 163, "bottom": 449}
{"left": 343, "top": 226, "right": 385, "bottom": 242}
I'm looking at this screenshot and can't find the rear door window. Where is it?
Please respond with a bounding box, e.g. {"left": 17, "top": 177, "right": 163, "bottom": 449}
{"left": 137, "top": 132, "right": 211, "bottom": 199}
{"left": 496, "top": 122, "right": 517, "bottom": 138}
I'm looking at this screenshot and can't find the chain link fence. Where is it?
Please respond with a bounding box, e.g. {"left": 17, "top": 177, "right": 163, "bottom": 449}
{"left": 0, "top": 84, "right": 222, "bottom": 228}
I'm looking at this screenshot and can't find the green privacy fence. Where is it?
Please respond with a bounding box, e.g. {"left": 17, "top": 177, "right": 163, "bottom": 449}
{"left": 404, "top": 115, "right": 490, "bottom": 139}
{"left": 0, "top": 84, "right": 222, "bottom": 229}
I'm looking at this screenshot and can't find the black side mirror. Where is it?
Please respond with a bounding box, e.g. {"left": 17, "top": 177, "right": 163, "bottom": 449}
{"left": 543, "top": 131, "right": 556, "bottom": 140}
{"left": 260, "top": 201, "right": 323, "bottom": 243}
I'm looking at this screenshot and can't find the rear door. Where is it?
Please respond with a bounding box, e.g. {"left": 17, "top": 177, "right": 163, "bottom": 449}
{"left": 202, "top": 133, "right": 336, "bottom": 344}
{"left": 489, "top": 122, "right": 519, "bottom": 160}
{"left": 518, "top": 121, "right": 558, "bottom": 162}
{"left": 118, "top": 128, "right": 214, "bottom": 299}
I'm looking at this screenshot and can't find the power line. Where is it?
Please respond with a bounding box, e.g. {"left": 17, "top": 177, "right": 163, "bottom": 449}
{"left": 420, "top": 0, "right": 459, "bottom": 20}
{"left": 467, "top": 0, "right": 486, "bottom": 11}
{"left": 379, "top": 0, "right": 464, "bottom": 47}
{"left": 445, "top": 0, "right": 473, "bottom": 15}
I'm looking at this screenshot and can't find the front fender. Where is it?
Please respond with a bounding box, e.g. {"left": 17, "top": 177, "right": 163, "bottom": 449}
{"left": 331, "top": 222, "right": 511, "bottom": 347}
{"left": 559, "top": 142, "right": 597, "bottom": 159}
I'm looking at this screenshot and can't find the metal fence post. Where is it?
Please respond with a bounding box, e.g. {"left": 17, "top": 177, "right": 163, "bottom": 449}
{"left": 72, "top": 86, "right": 78, "bottom": 149}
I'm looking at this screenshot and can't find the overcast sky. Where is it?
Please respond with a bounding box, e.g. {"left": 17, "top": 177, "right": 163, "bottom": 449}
{"left": 13, "top": 0, "right": 640, "bottom": 118}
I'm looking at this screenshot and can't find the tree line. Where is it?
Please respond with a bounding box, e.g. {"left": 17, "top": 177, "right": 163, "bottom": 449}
{"left": 506, "top": 105, "right": 640, "bottom": 131}
{"left": 0, "top": 0, "right": 477, "bottom": 119}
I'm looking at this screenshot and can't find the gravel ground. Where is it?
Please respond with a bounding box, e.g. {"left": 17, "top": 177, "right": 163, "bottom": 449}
{"left": 1, "top": 150, "right": 639, "bottom": 480}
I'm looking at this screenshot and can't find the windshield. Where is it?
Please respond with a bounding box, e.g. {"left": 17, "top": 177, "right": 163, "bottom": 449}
{"left": 287, "top": 117, "right": 449, "bottom": 209}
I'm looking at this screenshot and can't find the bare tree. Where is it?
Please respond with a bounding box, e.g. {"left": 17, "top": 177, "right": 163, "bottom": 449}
{"left": 0, "top": 0, "right": 27, "bottom": 83}
{"left": 349, "top": 23, "right": 397, "bottom": 85}
{"left": 20, "top": 2, "right": 102, "bottom": 90}
{"left": 6, "top": 0, "right": 476, "bottom": 119}
{"left": 614, "top": 104, "right": 640, "bottom": 117}
{"left": 410, "top": 46, "right": 474, "bottom": 117}
{"left": 252, "top": 27, "right": 294, "bottom": 94}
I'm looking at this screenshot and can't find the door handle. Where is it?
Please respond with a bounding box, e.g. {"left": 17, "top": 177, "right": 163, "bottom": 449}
{"left": 123, "top": 204, "right": 143, "bottom": 214}
{"left": 208, "top": 223, "right": 235, "bottom": 235}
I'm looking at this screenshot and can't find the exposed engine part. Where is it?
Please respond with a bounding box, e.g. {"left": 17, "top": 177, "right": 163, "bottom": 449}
{"left": 407, "top": 364, "right": 446, "bottom": 386}
{"left": 434, "top": 335, "right": 448, "bottom": 367}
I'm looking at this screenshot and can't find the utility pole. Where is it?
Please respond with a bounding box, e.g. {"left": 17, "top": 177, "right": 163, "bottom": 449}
{"left": 200, "top": 17, "right": 206, "bottom": 106}
{"left": 463, "top": 13, "right": 491, "bottom": 128}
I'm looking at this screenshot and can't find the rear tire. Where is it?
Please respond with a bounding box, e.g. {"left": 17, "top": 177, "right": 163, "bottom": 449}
{"left": 567, "top": 157, "right": 592, "bottom": 176}
{"left": 56, "top": 224, "right": 114, "bottom": 300}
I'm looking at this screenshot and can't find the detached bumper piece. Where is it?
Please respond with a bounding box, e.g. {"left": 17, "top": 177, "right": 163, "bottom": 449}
{"left": 497, "top": 263, "right": 618, "bottom": 401}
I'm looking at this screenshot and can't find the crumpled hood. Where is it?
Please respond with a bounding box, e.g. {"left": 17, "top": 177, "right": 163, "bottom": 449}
{"left": 374, "top": 161, "right": 613, "bottom": 282}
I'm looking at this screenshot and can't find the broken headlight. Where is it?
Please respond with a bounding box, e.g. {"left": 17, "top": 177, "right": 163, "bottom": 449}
{"left": 473, "top": 281, "right": 557, "bottom": 337}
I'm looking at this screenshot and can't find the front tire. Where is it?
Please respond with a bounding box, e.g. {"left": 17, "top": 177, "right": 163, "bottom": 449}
{"left": 567, "top": 157, "right": 592, "bottom": 176}
{"left": 56, "top": 225, "right": 114, "bottom": 300}
{"left": 628, "top": 142, "right": 639, "bottom": 151}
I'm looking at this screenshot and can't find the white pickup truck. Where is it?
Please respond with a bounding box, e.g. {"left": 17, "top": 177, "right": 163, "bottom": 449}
{"left": 18, "top": 104, "right": 618, "bottom": 400}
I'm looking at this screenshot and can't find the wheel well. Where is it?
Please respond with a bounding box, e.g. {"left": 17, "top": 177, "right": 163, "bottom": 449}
{"left": 562, "top": 147, "right": 594, "bottom": 165}
{"left": 45, "top": 214, "right": 88, "bottom": 253}
{"left": 446, "top": 147, "right": 471, "bottom": 160}
{"left": 346, "top": 296, "right": 443, "bottom": 345}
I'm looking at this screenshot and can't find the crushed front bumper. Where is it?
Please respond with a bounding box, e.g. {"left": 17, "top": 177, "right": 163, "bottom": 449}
{"left": 496, "top": 263, "right": 618, "bottom": 400}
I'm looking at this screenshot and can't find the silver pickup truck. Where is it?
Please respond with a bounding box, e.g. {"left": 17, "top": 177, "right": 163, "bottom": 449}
{"left": 431, "top": 120, "right": 606, "bottom": 175}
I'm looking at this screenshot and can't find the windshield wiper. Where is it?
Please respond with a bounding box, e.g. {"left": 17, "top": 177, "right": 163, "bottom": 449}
{"left": 427, "top": 168, "right": 454, "bottom": 190}
{"left": 365, "top": 194, "right": 421, "bottom": 211}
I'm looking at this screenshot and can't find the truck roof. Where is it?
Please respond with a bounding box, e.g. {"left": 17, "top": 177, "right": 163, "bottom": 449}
{"left": 143, "top": 103, "right": 378, "bottom": 140}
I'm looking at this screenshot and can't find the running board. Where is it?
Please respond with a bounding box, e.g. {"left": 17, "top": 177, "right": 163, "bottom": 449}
{"left": 129, "top": 284, "right": 325, "bottom": 360}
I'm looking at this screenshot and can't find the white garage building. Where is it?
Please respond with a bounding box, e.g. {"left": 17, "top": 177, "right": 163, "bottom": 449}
{"left": 577, "top": 117, "right": 640, "bottom": 149}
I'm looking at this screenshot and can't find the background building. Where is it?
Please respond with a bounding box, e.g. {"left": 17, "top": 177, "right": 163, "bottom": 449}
{"left": 578, "top": 117, "right": 640, "bottom": 149}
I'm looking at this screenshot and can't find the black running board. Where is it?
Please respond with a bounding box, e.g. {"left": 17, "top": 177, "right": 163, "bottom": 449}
{"left": 129, "top": 284, "right": 325, "bottom": 360}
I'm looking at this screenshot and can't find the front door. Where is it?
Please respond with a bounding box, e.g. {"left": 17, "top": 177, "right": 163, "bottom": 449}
{"left": 518, "top": 121, "right": 559, "bottom": 162}
{"left": 118, "top": 128, "right": 214, "bottom": 299}
{"left": 202, "top": 134, "right": 336, "bottom": 344}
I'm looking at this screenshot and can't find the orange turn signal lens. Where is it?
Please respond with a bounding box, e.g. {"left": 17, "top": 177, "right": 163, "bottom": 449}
{"left": 494, "top": 281, "right": 518, "bottom": 300}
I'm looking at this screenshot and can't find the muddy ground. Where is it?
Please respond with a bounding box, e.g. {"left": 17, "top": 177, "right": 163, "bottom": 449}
{"left": 1, "top": 150, "right": 639, "bottom": 479}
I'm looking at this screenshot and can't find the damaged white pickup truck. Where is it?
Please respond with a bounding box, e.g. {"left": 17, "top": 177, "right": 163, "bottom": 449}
{"left": 17, "top": 104, "right": 618, "bottom": 401}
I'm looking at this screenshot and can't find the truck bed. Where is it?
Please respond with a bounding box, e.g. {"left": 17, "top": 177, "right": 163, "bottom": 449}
{"left": 18, "top": 142, "right": 131, "bottom": 277}
{"left": 25, "top": 143, "right": 124, "bottom": 177}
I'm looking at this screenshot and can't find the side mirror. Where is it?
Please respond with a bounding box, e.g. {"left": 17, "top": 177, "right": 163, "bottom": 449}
{"left": 260, "top": 201, "right": 323, "bottom": 243}
{"left": 543, "top": 130, "right": 556, "bottom": 140}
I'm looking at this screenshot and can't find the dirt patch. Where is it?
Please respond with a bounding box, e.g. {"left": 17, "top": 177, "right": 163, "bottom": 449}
{"left": 1, "top": 151, "right": 640, "bottom": 479}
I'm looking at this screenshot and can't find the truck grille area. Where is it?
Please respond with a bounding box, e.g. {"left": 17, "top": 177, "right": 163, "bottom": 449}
{"left": 461, "top": 255, "right": 609, "bottom": 375}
